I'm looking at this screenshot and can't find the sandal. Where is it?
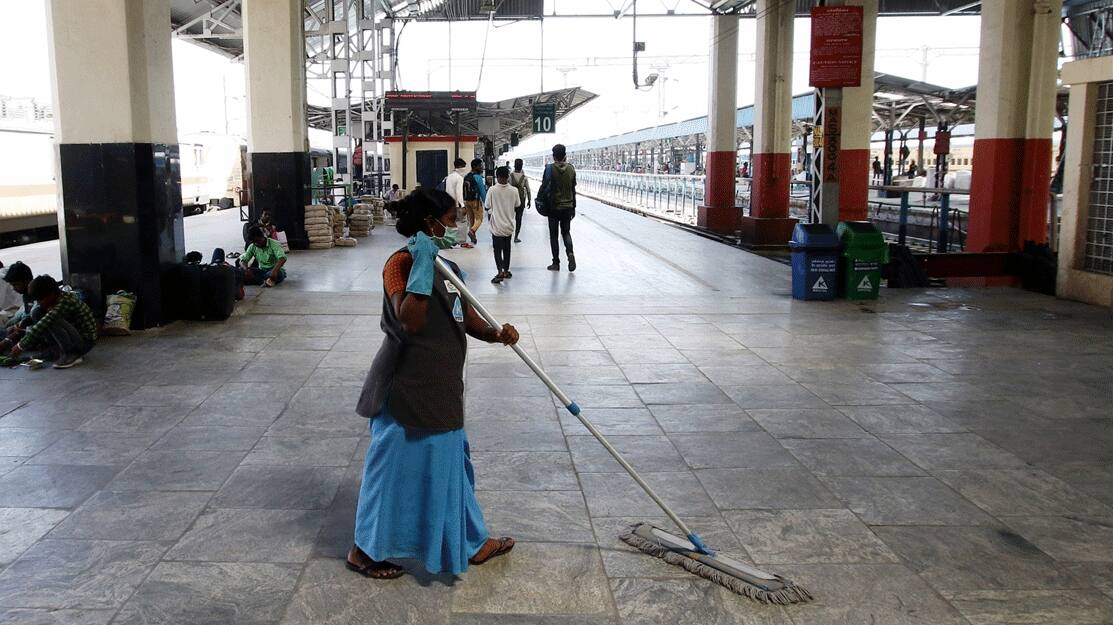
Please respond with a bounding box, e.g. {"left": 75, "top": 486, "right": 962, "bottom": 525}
{"left": 346, "top": 546, "right": 404, "bottom": 579}
{"left": 469, "top": 536, "right": 515, "bottom": 565}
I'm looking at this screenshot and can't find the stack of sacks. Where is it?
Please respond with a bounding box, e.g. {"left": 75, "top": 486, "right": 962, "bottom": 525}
{"left": 328, "top": 206, "right": 345, "bottom": 240}
{"left": 304, "top": 205, "right": 334, "bottom": 249}
{"left": 370, "top": 198, "right": 387, "bottom": 225}
{"left": 349, "top": 204, "right": 372, "bottom": 237}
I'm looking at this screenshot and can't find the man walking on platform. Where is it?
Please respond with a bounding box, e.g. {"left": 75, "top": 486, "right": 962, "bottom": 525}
{"left": 509, "top": 159, "right": 531, "bottom": 243}
{"left": 464, "top": 159, "right": 488, "bottom": 245}
{"left": 445, "top": 158, "right": 473, "bottom": 248}
{"left": 539, "top": 144, "right": 577, "bottom": 272}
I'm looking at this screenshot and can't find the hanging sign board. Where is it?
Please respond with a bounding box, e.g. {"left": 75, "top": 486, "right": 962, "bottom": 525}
{"left": 933, "top": 130, "right": 951, "bottom": 155}
{"left": 532, "top": 103, "right": 556, "bottom": 134}
{"left": 809, "top": 6, "right": 864, "bottom": 88}
{"left": 384, "top": 91, "right": 477, "bottom": 113}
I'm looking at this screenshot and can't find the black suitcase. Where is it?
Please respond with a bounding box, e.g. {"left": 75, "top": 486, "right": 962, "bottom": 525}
{"left": 201, "top": 264, "right": 236, "bottom": 321}
{"left": 176, "top": 263, "right": 204, "bottom": 320}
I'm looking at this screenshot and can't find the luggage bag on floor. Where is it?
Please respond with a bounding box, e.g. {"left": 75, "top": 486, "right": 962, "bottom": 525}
{"left": 176, "top": 263, "right": 205, "bottom": 320}
{"left": 201, "top": 264, "right": 236, "bottom": 320}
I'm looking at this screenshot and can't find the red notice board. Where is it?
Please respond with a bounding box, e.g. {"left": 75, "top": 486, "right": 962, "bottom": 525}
{"left": 809, "top": 6, "right": 864, "bottom": 88}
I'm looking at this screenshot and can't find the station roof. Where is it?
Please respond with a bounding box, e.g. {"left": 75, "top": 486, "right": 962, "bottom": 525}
{"left": 687, "top": 0, "right": 982, "bottom": 16}
{"left": 565, "top": 93, "right": 815, "bottom": 153}
{"left": 170, "top": 0, "right": 988, "bottom": 62}
{"left": 559, "top": 73, "right": 982, "bottom": 154}
{"left": 307, "top": 86, "right": 598, "bottom": 147}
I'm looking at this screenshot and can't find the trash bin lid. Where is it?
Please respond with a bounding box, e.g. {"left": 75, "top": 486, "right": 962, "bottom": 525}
{"left": 789, "top": 223, "right": 841, "bottom": 250}
{"left": 837, "top": 221, "right": 886, "bottom": 250}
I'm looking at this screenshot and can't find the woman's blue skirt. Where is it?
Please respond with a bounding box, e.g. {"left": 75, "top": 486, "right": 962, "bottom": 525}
{"left": 353, "top": 408, "right": 489, "bottom": 576}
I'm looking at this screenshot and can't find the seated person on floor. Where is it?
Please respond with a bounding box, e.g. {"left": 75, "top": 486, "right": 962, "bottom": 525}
{"left": 3, "top": 275, "right": 97, "bottom": 369}
{"left": 0, "top": 261, "right": 33, "bottom": 331}
{"left": 239, "top": 226, "right": 288, "bottom": 288}
{"left": 258, "top": 211, "right": 279, "bottom": 240}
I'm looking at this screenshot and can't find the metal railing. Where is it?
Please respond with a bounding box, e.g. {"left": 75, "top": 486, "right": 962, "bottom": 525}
{"left": 867, "top": 185, "right": 970, "bottom": 253}
{"left": 526, "top": 167, "right": 810, "bottom": 227}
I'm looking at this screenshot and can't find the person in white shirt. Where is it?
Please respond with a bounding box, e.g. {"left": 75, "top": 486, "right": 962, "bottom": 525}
{"left": 484, "top": 166, "right": 521, "bottom": 284}
{"left": 444, "top": 158, "right": 473, "bottom": 248}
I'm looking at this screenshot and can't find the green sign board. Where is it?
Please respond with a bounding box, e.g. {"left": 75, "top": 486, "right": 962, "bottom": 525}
{"left": 532, "top": 103, "right": 556, "bottom": 134}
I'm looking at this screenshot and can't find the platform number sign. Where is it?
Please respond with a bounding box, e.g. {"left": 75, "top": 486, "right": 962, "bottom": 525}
{"left": 532, "top": 103, "right": 556, "bottom": 134}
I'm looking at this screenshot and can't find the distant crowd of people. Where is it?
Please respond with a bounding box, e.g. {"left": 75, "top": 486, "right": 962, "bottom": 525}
{"left": 440, "top": 143, "right": 577, "bottom": 283}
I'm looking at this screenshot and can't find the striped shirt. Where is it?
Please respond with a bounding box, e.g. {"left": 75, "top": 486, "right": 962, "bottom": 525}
{"left": 20, "top": 292, "right": 97, "bottom": 350}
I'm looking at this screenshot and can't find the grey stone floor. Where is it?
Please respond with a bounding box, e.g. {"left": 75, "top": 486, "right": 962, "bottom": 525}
{"left": 1, "top": 203, "right": 1112, "bottom": 625}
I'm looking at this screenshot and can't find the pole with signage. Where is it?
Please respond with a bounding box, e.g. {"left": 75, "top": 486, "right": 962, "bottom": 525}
{"left": 808, "top": 3, "right": 864, "bottom": 227}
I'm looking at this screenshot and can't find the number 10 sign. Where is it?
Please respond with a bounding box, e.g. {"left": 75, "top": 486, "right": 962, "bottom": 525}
{"left": 532, "top": 103, "right": 556, "bottom": 134}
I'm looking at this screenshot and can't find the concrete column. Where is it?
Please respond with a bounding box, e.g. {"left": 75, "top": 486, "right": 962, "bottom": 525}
{"left": 46, "top": 0, "right": 184, "bottom": 328}
{"left": 698, "top": 15, "right": 741, "bottom": 233}
{"left": 243, "top": 0, "right": 311, "bottom": 249}
{"left": 968, "top": 0, "right": 1062, "bottom": 252}
{"left": 837, "top": 0, "right": 877, "bottom": 221}
{"left": 743, "top": 0, "right": 798, "bottom": 246}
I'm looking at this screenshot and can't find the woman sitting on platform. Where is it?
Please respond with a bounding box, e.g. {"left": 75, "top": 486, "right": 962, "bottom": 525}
{"left": 347, "top": 187, "right": 519, "bottom": 579}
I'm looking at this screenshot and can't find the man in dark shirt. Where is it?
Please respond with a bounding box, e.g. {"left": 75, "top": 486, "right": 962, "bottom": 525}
{"left": 539, "top": 144, "right": 577, "bottom": 272}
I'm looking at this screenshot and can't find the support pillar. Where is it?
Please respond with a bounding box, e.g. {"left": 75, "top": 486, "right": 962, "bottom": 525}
{"left": 244, "top": 0, "right": 311, "bottom": 249}
{"left": 743, "top": 0, "right": 797, "bottom": 246}
{"left": 46, "top": 0, "right": 184, "bottom": 329}
{"left": 838, "top": 0, "right": 877, "bottom": 221}
{"left": 968, "top": 0, "right": 1061, "bottom": 252}
{"left": 698, "top": 14, "right": 741, "bottom": 233}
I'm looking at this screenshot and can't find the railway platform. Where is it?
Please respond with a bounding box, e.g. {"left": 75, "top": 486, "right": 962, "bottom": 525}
{"left": 0, "top": 196, "right": 1111, "bottom": 624}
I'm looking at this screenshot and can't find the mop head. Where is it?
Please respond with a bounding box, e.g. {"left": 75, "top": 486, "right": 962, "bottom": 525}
{"left": 618, "top": 522, "right": 812, "bottom": 605}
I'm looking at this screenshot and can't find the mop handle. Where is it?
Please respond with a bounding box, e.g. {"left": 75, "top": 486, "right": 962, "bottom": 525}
{"left": 435, "top": 258, "right": 708, "bottom": 552}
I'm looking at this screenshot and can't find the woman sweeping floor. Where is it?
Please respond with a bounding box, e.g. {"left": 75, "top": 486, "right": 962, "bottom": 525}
{"left": 348, "top": 187, "right": 519, "bottom": 579}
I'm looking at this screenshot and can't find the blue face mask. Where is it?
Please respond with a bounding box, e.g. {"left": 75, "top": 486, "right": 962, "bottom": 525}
{"left": 431, "top": 220, "right": 457, "bottom": 249}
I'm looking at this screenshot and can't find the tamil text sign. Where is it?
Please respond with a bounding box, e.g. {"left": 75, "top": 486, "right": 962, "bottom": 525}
{"left": 809, "top": 6, "right": 864, "bottom": 88}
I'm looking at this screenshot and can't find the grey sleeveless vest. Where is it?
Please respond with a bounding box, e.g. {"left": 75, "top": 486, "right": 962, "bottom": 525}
{"left": 356, "top": 250, "right": 468, "bottom": 430}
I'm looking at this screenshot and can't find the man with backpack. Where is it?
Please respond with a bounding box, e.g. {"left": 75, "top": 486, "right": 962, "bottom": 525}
{"left": 444, "top": 158, "right": 473, "bottom": 248}
{"left": 538, "top": 144, "right": 577, "bottom": 272}
{"left": 509, "top": 159, "right": 532, "bottom": 243}
{"left": 464, "top": 158, "right": 488, "bottom": 245}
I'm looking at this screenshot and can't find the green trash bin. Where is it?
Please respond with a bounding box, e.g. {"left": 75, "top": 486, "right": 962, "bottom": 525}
{"left": 837, "top": 221, "right": 888, "bottom": 300}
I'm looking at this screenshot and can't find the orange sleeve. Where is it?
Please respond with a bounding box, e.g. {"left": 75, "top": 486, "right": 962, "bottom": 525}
{"left": 383, "top": 252, "right": 414, "bottom": 298}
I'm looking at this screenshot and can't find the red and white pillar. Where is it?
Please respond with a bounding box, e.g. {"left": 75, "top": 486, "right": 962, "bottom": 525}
{"left": 968, "top": 0, "right": 1062, "bottom": 252}
{"left": 837, "top": 0, "right": 877, "bottom": 221}
{"left": 698, "top": 14, "right": 741, "bottom": 234}
{"left": 743, "top": 0, "right": 798, "bottom": 246}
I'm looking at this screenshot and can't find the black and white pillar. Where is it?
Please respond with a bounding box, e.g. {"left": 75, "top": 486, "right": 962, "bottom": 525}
{"left": 46, "top": 0, "right": 185, "bottom": 328}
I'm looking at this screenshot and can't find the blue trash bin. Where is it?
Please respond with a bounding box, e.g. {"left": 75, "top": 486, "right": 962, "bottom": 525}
{"left": 789, "top": 223, "right": 840, "bottom": 301}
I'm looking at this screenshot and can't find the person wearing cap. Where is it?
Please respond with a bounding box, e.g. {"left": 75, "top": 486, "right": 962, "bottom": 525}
{"left": 4, "top": 275, "right": 97, "bottom": 368}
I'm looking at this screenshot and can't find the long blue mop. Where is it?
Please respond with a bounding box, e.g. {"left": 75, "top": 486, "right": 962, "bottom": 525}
{"left": 435, "top": 258, "right": 811, "bottom": 604}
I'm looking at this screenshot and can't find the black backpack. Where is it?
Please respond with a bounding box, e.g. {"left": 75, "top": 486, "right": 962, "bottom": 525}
{"left": 463, "top": 172, "right": 479, "bottom": 201}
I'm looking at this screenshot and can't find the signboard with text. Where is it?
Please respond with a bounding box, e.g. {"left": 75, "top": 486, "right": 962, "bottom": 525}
{"left": 809, "top": 6, "right": 864, "bottom": 88}
{"left": 384, "top": 91, "right": 477, "bottom": 113}
{"left": 532, "top": 103, "right": 556, "bottom": 134}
